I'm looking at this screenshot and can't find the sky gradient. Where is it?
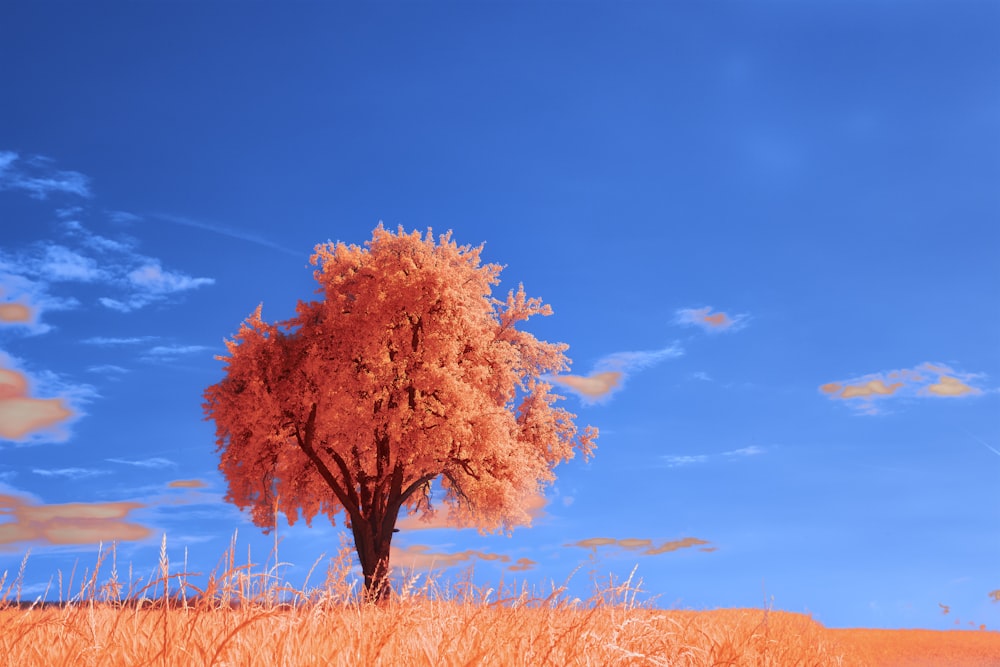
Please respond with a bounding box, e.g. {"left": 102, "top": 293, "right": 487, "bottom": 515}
{"left": 1, "top": 2, "right": 998, "bottom": 631}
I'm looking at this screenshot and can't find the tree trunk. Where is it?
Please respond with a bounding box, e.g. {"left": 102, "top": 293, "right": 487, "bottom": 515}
{"left": 351, "top": 514, "right": 396, "bottom": 608}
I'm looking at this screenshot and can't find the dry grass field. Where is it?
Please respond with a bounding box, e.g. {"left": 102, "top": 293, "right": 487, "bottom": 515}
{"left": 1, "top": 531, "right": 997, "bottom": 666}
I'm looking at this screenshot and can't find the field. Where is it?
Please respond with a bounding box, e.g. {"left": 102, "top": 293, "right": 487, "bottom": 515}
{"left": 1, "top": 531, "right": 997, "bottom": 666}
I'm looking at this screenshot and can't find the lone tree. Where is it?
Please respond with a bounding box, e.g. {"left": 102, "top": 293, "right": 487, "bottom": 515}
{"left": 203, "top": 224, "right": 597, "bottom": 606}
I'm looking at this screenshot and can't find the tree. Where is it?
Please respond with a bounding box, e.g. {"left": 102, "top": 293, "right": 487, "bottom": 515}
{"left": 202, "top": 224, "right": 598, "bottom": 606}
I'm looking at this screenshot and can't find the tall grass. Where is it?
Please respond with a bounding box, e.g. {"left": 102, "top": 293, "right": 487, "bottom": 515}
{"left": 0, "top": 530, "right": 992, "bottom": 666}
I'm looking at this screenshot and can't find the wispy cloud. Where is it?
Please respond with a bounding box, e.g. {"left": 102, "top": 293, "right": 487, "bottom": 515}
{"left": 659, "top": 453, "right": 710, "bottom": 468}
{"left": 98, "top": 263, "right": 214, "bottom": 312}
{"left": 36, "top": 245, "right": 110, "bottom": 282}
{"left": 61, "top": 219, "right": 135, "bottom": 253}
{"left": 128, "top": 262, "right": 214, "bottom": 294}
{"left": 81, "top": 336, "right": 158, "bottom": 346}
{"left": 86, "top": 364, "right": 130, "bottom": 375}
{"left": 820, "top": 362, "right": 986, "bottom": 415}
{"left": 1, "top": 234, "right": 214, "bottom": 317}
{"left": 31, "top": 467, "right": 111, "bottom": 480}
{"left": 150, "top": 212, "right": 303, "bottom": 257}
{"left": 0, "top": 151, "right": 91, "bottom": 199}
{"left": 962, "top": 431, "right": 1000, "bottom": 459}
{"left": 146, "top": 345, "right": 211, "bottom": 357}
{"left": 675, "top": 306, "right": 749, "bottom": 334}
{"left": 565, "top": 536, "right": 714, "bottom": 556}
{"left": 659, "top": 444, "right": 764, "bottom": 468}
{"left": 106, "top": 457, "right": 177, "bottom": 469}
{"left": 107, "top": 210, "right": 140, "bottom": 225}
{"left": 0, "top": 164, "right": 216, "bottom": 323}
{"left": 547, "top": 343, "right": 683, "bottom": 404}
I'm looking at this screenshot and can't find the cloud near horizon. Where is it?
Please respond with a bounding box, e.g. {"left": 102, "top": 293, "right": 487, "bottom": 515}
{"left": 566, "top": 535, "right": 714, "bottom": 555}
{"left": 388, "top": 543, "right": 535, "bottom": 577}
{"left": 820, "top": 362, "right": 986, "bottom": 415}
{"left": 546, "top": 343, "right": 684, "bottom": 404}
{"left": 675, "top": 306, "right": 748, "bottom": 334}
{"left": 0, "top": 492, "right": 152, "bottom": 553}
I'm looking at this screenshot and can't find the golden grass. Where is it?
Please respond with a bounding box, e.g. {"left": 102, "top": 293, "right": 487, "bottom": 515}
{"left": 0, "top": 530, "right": 995, "bottom": 666}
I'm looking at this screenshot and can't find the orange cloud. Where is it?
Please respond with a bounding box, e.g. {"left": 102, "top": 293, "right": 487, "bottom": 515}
{"left": 839, "top": 380, "right": 904, "bottom": 399}
{"left": 507, "top": 557, "right": 535, "bottom": 572}
{"left": 387, "top": 542, "right": 517, "bottom": 576}
{"left": 821, "top": 362, "right": 986, "bottom": 414}
{"left": 0, "top": 397, "right": 74, "bottom": 440}
{"left": 647, "top": 537, "right": 712, "bottom": 555}
{"left": 703, "top": 312, "right": 728, "bottom": 326}
{"left": 0, "top": 302, "right": 32, "bottom": 323}
{"left": 0, "top": 368, "right": 29, "bottom": 399}
{"left": 548, "top": 371, "right": 622, "bottom": 398}
{"left": 0, "top": 366, "right": 74, "bottom": 440}
{"left": 167, "top": 479, "right": 209, "bottom": 489}
{"left": 676, "top": 307, "right": 747, "bottom": 333}
{"left": 566, "top": 535, "right": 713, "bottom": 556}
{"left": 924, "top": 375, "right": 981, "bottom": 397}
{"left": 0, "top": 493, "right": 152, "bottom": 551}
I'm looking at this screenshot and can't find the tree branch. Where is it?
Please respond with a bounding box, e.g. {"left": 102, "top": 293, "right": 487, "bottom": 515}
{"left": 324, "top": 445, "right": 361, "bottom": 513}
{"left": 293, "top": 403, "right": 358, "bottom": 513}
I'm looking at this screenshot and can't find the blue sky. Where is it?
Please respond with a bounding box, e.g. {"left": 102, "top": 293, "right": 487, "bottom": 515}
{"left": 1, "top": 2, "right": 998, "bottom": 632}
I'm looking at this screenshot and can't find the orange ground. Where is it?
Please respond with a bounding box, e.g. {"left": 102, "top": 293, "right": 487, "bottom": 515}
{"left": 826, "top": 627, "right": 1000, "bottom": 666}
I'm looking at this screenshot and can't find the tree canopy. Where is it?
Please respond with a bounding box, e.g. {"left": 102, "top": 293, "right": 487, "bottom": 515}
{"left": 203, "top": 224, "right": 597, "bottom": 604}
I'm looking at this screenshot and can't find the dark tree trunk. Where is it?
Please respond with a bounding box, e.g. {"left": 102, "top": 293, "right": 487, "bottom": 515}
{"left": 351, "top": 513, "right": 397, "bottom": 607}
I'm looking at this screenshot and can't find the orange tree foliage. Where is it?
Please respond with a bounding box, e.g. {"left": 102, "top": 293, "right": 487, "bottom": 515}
{"left": 203, "top": 224, "right": 597, "bottom": 605}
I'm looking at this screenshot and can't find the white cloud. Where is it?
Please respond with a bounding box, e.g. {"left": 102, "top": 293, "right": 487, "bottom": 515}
{"left": 0, "top": 151, "right": 17, "bottom": 172}
{"left": 145, "top": 345, "right": 211, "bottom": 358}
{"left": 31, "top": 467, "right": 110, "bottom": 479}
{"left": 86, "top": 364, "right": 130, "bottom": 374}
{"left": 107, "top": 210, "right": 140, "bottom": 225}
{"left": 56, "top": 206, "right": 83, "bottom": 219}
{"left": 106, "top": 457, "right": 176, "bottom": 469}
{"left": 127, "top": 262, "right": 214, "bottom": 294}
{"left": 659, "top": 444, "right": 765, "bottom": 468}
{"left": 98, "top": 296, "right": 136, "bottom": 312}
{"left": 724, "top": 445, "right": 764, "bottom": 457}
{"left": 82, "top": 336, "right": 158, "bottom": 346}
{"left": 0, "top": 152, "right": 91, "bottom": 199}
{"left": 594, "top": 343, "right": 684, "bottom": 373}
{"left": 0, "top": 156, "right": 215, "bottom": 323}
{"left": 61, "top": 220, "right": 135, "bottom": 254}
{"left": 675, "top": 306, "right": 749, "bottom": 334}
{"left": 660, "top": 454, "right": 710, "bottom": 468}
{"left": 38, "top": 245, "right": 109, "bottom": 282}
